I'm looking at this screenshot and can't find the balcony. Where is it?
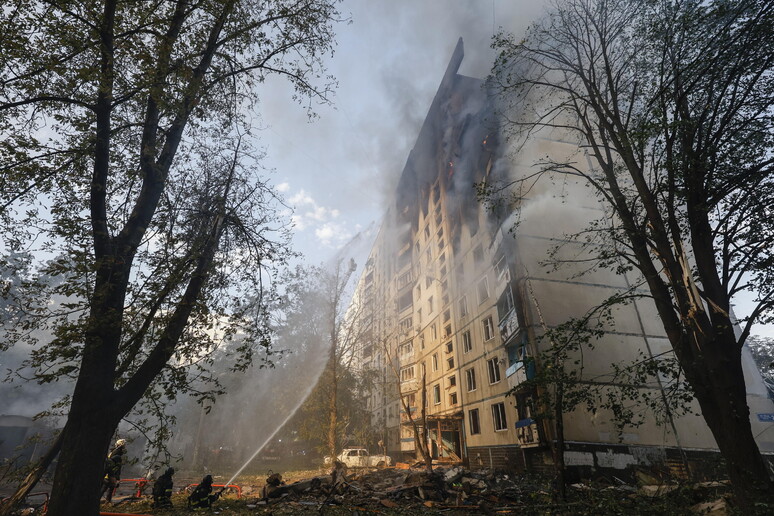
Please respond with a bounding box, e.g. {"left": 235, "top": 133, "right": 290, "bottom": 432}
{"left": 506, "top": 361, "right": 534, "bottom": 391}
{"left": 515, "top": 418, "right": 540, "bottom": 448}
{"left": 498, "top": 309, "right": 520, "bottom": 345}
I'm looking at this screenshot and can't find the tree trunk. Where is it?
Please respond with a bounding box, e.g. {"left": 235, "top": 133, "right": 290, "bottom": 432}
{"left": 420, "top": 372, "right": 433, "bottom": 474}
{"left": 685, "top": 335, "right": 773, "bottom": 507}
{"left": 554, "top": 378, "right": 567, "bottom": 502}
{"left": 327, "top": 354, "right": 338, "bottom": 462}
{"left": 46, "top": 401, "right": 118, "bottom": 516}
{"left": 0, "top": 433, "right": 63, "bottom": 516}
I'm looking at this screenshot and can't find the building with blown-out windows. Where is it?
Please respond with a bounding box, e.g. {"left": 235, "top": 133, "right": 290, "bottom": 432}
{"left": 349, "top": 38, "right": 774, "bottom": 477}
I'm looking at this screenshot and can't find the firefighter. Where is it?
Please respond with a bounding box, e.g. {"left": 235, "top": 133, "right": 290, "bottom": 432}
{"left": 187, "top": 474, "right": 221, "bottom": 509}
{"left": 100, "top": 438, "right": 127, "bottom": 503}
{"left": 152, "top": 467, "right": 175, "bottom": 508}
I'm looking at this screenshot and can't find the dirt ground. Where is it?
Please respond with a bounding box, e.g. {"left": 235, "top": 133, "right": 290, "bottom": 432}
{"left": 87, "top": 465, "right": 744, "bottom": 516}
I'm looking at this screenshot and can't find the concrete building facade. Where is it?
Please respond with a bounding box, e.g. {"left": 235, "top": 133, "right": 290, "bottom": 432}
{"left": 350, "top": 39, "right": 774, "bottom": 477}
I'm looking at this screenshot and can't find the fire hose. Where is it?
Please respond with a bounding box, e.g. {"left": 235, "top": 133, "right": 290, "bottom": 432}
{"left": 184, "top": 483, "right": 242, "bottom": 498}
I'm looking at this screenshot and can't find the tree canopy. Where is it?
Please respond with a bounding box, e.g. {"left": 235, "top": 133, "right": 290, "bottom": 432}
{"left": 0, "top": 1, "right": 342, "bottom": 513}
{"left": 490, "top": 0, "right": 774, "bottom": 507}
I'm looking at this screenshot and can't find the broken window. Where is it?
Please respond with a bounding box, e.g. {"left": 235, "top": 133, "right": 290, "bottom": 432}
{"left": 466, "top": 367, "right": 477, "bottom": 391}
{"left": 397, "top": 290, "right": 413, "bottom": 312}
{"left": 477, "top": 277, "right": 490, "bottom": 303}
{"left": 462, "top": 330, "right": 472, "bottom": 353}
{"left": 469, "top": 409, "right": 481, "bottom": 435}
{"left": 487, "top": 357, "right": 501, "bottom": 384}
{"left": 473, "top": 245, "right": 484, "bottom": 264}
{"left": 482, "top": 316, "right": 494, "bottom": 341}
{"left": 459, "top": 296, "right": 468, "bottom": 318}
{"left": 492, "top": 402, "right": 507, "bottom": 431}
{"left": 494, "top": 253, "right": 507, "bottom": 279}
{"left": 397, "top": 270, "right": 413, "bottom": 289}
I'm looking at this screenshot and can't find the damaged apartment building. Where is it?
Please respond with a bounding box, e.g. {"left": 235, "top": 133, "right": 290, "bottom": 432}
{"left": 350, "top": 39, "right": 774, "bottom": 477}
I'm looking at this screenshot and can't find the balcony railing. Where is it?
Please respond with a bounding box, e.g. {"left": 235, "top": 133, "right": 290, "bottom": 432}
{"left": 515, "top": 418, "right": 540, "bottom": 447}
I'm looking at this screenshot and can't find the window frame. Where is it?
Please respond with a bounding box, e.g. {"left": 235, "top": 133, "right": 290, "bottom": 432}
{"left": 492, "top": 402, "right": 508, "bottom": 431}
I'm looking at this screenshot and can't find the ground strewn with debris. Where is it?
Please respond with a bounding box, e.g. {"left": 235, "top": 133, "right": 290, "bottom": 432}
{"left": 81, "top": 465, "right": 755, "bottom": 516}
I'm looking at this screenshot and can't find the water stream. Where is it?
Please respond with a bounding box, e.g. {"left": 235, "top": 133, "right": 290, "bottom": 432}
{"left": 224, "top": 378, "right": 318, "bottom": 487}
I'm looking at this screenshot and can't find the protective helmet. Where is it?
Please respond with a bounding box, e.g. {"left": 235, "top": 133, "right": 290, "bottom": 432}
{"left": 116, "top": 438, "right": 127, "bottom": 446}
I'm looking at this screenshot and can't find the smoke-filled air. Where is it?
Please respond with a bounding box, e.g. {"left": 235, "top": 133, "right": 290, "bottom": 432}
{"left": 2, "top": 1, "right": 774, "bottom": 515}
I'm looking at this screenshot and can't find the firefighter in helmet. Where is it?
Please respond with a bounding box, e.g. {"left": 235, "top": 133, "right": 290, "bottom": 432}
{"left": 100, "top": 438, "right": 127, "bottom": 503}
{"left": 188, "top": 474, "right": 221, "bottom": 509}
{"left": 152, "top": 467, "right": 175, "bottom": 508}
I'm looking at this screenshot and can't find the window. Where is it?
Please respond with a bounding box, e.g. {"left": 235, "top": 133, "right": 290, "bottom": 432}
{"left": 428, "top": 296, "right": 434, "bottom": 313}
{"left": 399, "top": 340, "right": 413, "bottom": 357}
{"left": 462, "top": 331, "right": 472, "bottom": 353}
{"left": 419, "top": 333, "right": 425, "bottom": 350}
{"left": 473, "top": 245, "right": 484, "bottom": 264}
{"left": 494, "top": 254, "right": 507, "bottom": 278}
{"left": 432, "top": 353, "right": 439, "bottom": 371}
{"left": 431, "top": 323, "right": 437, "bottom": 340}
{"left": 397, "top": 270, "right": 412, "bottom": 289}
{"left": 444, "top": 324, "right": 452, "bottom": 338}
{"left": 447, "top": 357, "right": 454, "bottom": 370}
{"left": 397, "top": 290, "right": 413, "bottom": 312}
{"left": 483, "top": 316, "right": 494, "bottom": 341}
{"left": 443, "top": 309, "right": 451, "bottom": 323}
{"left": 399, "top": 316, "right": 412, "bottom": 333}
{"left": 433, "top": 384, "right": 441, "bottom": 405}
{"left": 477, "top": 277, "right": 490, "bottom": 303}
{"left": 445, "top": 341, "right": 453, "bottom": 354}
{"left": 466, "top": 367, "right": 477, "bottom": 391}
{"left": 469, "top": 409, "right": 481, "bottom": 435}
{"left": 450, "top": 392, "right": 458, "bottom": 405}
{"left": 400, "top": 365, "right": 415, "bottom": 382}
{"left": 449, "top": 375, "right": 456, "bottom": 387}
{"left": 488, "top": 357, "right": 501, "bottom": 384}
{"left": 459, "top": 296, "right": 468, "bottom": 317}
{"left": 492, "top": 402, "right": 508, "bottom": 431}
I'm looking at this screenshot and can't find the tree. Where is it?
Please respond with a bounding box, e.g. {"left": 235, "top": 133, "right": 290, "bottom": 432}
{"left": 383, "top": 341, "right": 433, "bottom": 473}
{"left": 276, "top": 260, "right": 369, "bottom": 462}
{"left": 0, "top": 1, "right": 341, "bottom": 513}
{"left": 490, "top": 0, "right": 774, "bottom": 507}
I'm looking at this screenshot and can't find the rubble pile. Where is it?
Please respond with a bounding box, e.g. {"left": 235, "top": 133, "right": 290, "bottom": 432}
{"left": 245, "top": 464, "right": 549, "bottom": 513}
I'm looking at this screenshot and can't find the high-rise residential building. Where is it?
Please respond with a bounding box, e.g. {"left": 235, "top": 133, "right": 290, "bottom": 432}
{"left": 350, "top": 39, "right": 774, "bottom": 476}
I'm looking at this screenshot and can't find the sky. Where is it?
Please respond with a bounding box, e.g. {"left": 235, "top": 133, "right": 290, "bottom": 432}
{"left": 251, "top": 0, "right": 773, "bottom": 339}
{"left": 255, "top": 0, "right": 546, "bottom": 257}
